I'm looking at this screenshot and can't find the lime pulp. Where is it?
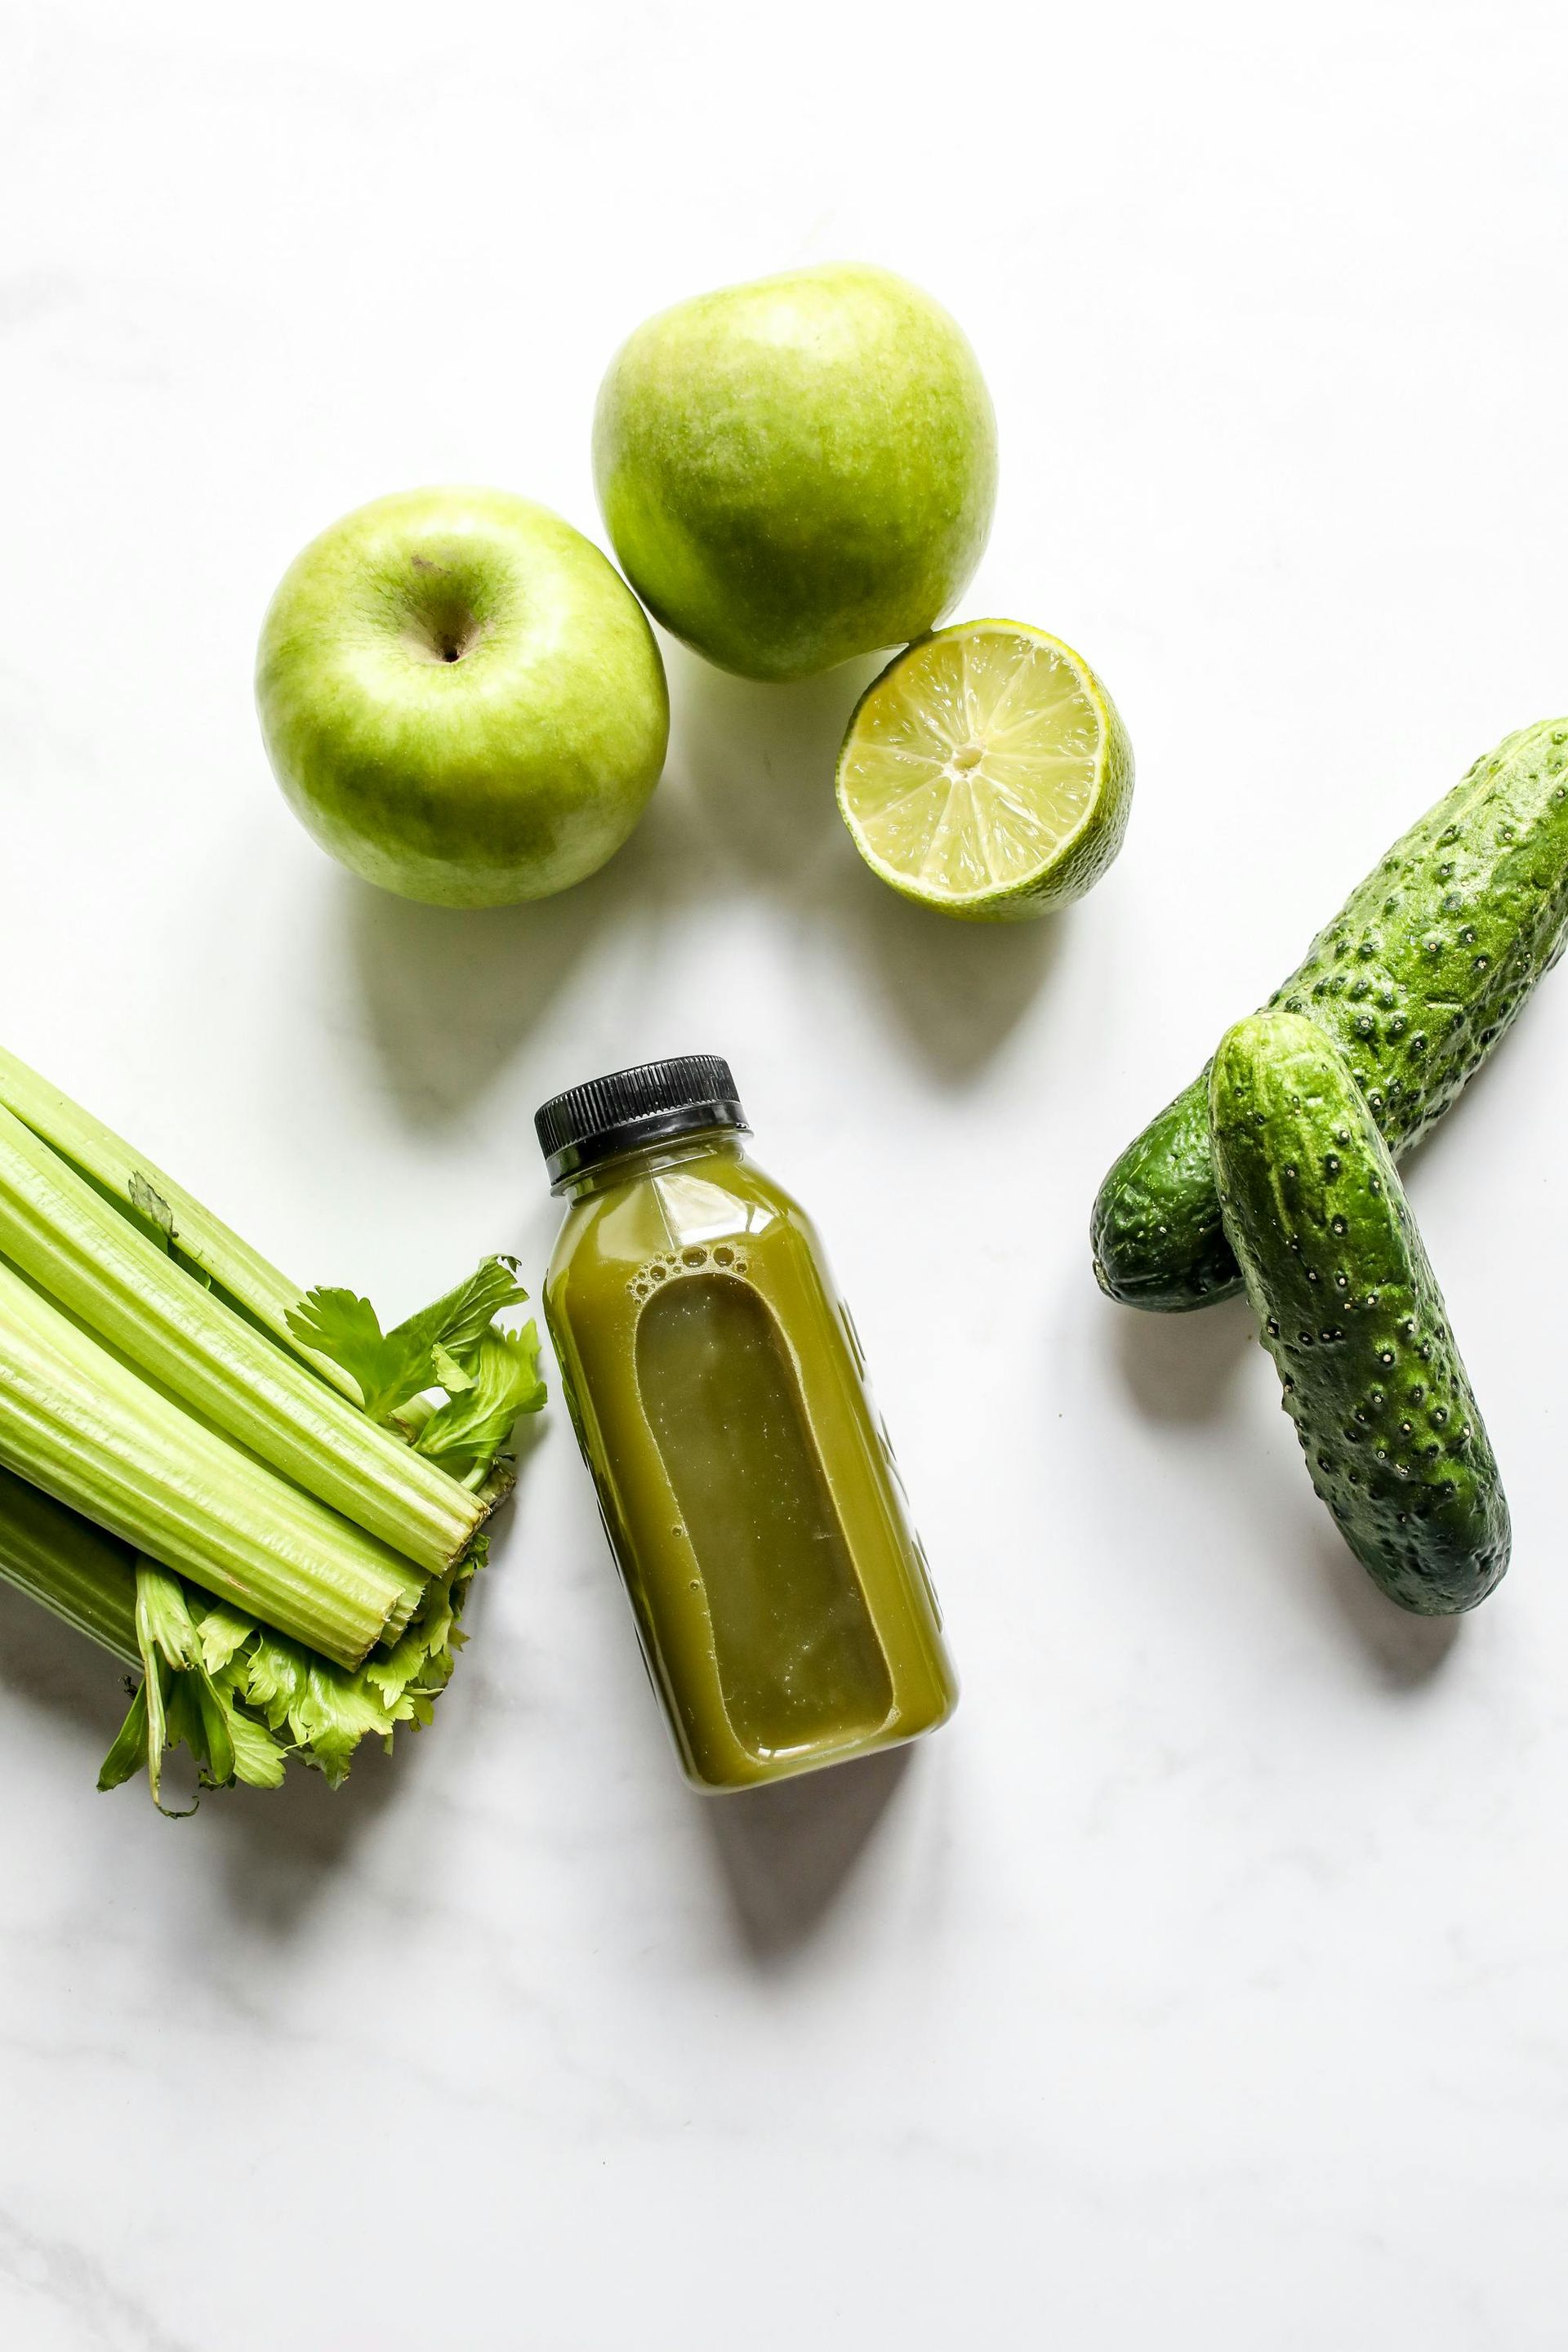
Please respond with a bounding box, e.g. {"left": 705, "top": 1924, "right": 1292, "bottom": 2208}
{"left": 835, "top": 620, "right": 1134, "bottom": 920}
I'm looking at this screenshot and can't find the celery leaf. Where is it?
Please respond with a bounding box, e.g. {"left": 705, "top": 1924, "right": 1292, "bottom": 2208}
{"left": 287, "top": 1661, "right": 400, "bottom": 1784}
{"left": 101, "top": 1531, "right": 494, "bottom": 1800}
{"left": 416, "top": 1322, "right": 546, "bottom": 1477}
{"left": 284, "top": 1288, "right": 427, "bottom": 1419}
{"left": 99, "top": 1563, "right": 287, "bottom": 1807}
{"left": 394, "top": 1254, "right": 528, "bottom": 1369}
{"left": 238, "top": 1628, "right": 408, "bottom": 1785}
{"left": 226, "top": 1530, "right": 489, "bottom": 1783}
{"left": 222, "top": 1699, "right": 291, "bottom": 1789}
{"left": 97, "top": 1681, "right": 150, "bottom": 1793}
{"left": 195, "top": 1602, "right": 255, "bottom": 1675}
{"left": 287, "top": 1256, "right": 529, "bottom": 1423}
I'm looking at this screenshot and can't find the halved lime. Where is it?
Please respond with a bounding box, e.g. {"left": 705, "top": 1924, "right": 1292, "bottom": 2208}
{"left": 835, "top": 620, "right": 1134, "bottom": 920}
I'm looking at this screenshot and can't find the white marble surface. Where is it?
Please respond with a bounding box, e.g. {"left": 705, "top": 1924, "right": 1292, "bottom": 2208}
{"left": 2, "top": 4, "right": 1566, "bottom": 2344}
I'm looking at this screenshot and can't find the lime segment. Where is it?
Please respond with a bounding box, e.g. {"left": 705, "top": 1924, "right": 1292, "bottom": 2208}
{"left": 835, "top": 621, "right": 1134, "bottom": 920}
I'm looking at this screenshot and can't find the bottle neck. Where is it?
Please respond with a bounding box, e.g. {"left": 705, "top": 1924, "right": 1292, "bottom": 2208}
{"left": 555, "top": 1125, "right": 746, "bottom": 1201}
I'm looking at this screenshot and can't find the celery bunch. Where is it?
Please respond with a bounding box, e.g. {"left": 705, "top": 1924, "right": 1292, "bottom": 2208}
{"left": 0, "top": 1045, "right": 545, "bottom": 1807}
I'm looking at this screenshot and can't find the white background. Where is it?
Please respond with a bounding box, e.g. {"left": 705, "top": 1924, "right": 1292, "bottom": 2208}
{"left": 1, "top": 3, "right": 1565, "bottom": 2345}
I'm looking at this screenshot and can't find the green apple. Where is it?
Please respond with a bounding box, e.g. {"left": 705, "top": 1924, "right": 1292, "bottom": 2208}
{"left": 593, "top": 263, "right": 997, "bottom": 684}
{"left": 256, "top": 487, "right": 669, "bottom": 907}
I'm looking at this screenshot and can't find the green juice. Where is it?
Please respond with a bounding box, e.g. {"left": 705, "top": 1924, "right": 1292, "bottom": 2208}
{"left": 537, "top": 1058, "right": 956, "bottom": 1791}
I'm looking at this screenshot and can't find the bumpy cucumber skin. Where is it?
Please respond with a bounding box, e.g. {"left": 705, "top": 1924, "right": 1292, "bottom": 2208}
{"left": 1093, "top": 718, "right": 1568, "bottom": 1311}
{"left": 1211, "top": 1012, "right": 1508, "bottom": 1615}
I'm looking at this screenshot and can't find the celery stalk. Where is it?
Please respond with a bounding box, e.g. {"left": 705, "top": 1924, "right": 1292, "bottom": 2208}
{"left": 0, "top": 1256, "right": 424, "bottom": 1668}
{"left": 0, "top": 1100, "right": 483, "bottom": 1574}
{"left": 0, "top": 1464, "right": 491, "bottom": 1805}
{"left": 0, "top": 1042, "right": 356, "bottom": 1399}
{"left": 0, "top": 1481, "right": 286, "bottom": 1804}
{"left": 0, "top": 1461, "right": 138, "bottom": 1665}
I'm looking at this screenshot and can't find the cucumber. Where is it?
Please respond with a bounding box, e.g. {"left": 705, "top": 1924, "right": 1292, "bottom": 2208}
{"left": 1093, "top": 718, "right": 1568, "bottom": 1310}
{"left": 1210, "top": 1010, "right": 1508, "bottom": 1615}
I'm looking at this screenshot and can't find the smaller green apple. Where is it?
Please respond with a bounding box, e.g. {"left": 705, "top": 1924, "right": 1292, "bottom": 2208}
{"left": 256, "top": 487, "right": 669, "bottom": 908}
{"left": 593, "top": 263, "right": 998, "bottom": 683}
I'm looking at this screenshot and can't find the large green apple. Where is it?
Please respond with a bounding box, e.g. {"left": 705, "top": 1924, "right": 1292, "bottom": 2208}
{"left": 256, "top": 487, "right": 669, "bottom": 907}
{"left": 593, "top": 263, "right": 997, "bottom": 684}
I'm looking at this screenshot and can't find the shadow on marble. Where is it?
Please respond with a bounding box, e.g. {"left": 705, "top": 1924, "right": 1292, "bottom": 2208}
{"left": 208, "top": 1735, "right": 409, "bottom": 1928}
{"left": 343, "top": 755, "right": 719, "bottom": 1129}
{"left": 0, "top": 1480, "right": 537, "bottom": 1924}
{"left": 700, "top": 1742, "right": 911, "bottom": 1962}
{"left": 1103, "top": 1289, "right": 1462, "bottom": 1686}
{"left": 1308, "top": 1524, "right": 1461, "bottom": 1687}
{"left": 343, "top": 630, "right": 872, "bottom": 1129}
{"left": 202, "top": 1480, "right": 541, "bottom": 1924}
{"left": 346, "top": 634, "right": 1067, "bottom": 1120}
{"left": 0, "top": 1569, "right": 410, "bottom": 1900}
{"left": 670, "top": 635, "right": 882, "bottom": 885}
{"left": 0, "top": 1570, "right": 401, "bottom": 1880}
{"left": 674, "top": 634, "right": 1065, "bottom": 1079}
{"left": 835, "top": 866, "right": 1067, "bottom": 1085}
{"left": 1109, "top": 1289, "right": 1255, "bottom": 1423}
{"left": 0, "top": 1572, "right": 131, "bottom": 1748}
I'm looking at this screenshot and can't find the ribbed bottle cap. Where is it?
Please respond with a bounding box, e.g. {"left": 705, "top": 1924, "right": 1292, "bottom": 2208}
{"left": 534, "top": 1055, "right": 747, "bottom": 1188}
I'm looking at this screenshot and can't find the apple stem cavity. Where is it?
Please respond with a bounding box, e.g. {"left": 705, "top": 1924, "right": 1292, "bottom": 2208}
{"left": 403, "top": 598, "right": 486, "bottom": 667}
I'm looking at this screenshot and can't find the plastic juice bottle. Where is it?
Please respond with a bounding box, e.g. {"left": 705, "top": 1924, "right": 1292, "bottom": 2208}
{"left": 536, "top": 1056, "right": 957, "bottom": 1792}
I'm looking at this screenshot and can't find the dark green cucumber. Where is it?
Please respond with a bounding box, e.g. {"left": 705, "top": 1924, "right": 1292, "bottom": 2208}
{"left": 1093, "top": 718, "right": 1568, "bottom": 1310}
{"left": 1210, "top": 1011, "right": 1508, "bottom": 1615}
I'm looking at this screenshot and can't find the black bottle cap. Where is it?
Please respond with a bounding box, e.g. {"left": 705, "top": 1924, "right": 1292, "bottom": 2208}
{"left": 534, "top": 1055, "right": 747, "bottom": 1189}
